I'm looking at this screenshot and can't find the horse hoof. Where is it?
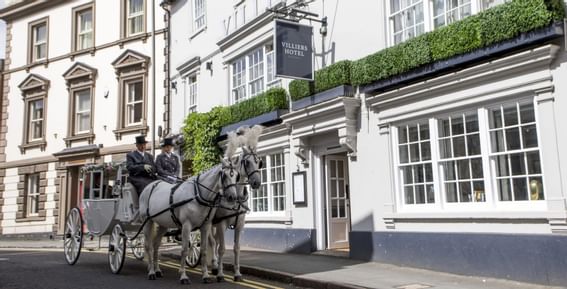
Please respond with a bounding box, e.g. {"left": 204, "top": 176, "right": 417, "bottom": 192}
{"left": 216, "top": 276, "right": 225, "bottom": 282}
{"left": 234, "top": 275, "right": 244, "bottom": 282}
{"left": 203, "top": 277, "right": 214, "bottom": 284}
{"left": 212, "top": 268, "right": 219, "bottom": 275}
{"left": 180, "top": 278, "right": 191, "bottom": 285}
{"left": 155, "top": 271, "right": 163, "bottom": 278}
{"left": 148, "top": 274, "right": 156, "bottom": 280}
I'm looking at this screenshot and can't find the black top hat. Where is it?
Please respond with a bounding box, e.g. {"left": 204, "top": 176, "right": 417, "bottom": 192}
{"left": 161, "top": 137, "right": 174, "bottom": 147}
{"left": 135, "top": 135, "right": 148, "bottom": 144}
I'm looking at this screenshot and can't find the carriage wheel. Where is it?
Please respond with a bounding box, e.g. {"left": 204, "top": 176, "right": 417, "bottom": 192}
{"left": 63, "top": 207, "right": 83, "bottom": 265}
{"left": 130, "top": 234, "right": 144, "bottom": 260}
{"left": 108, "top": 224, "right": 126, "bottom": 274}
{"left": 185, "top": 230, "right": 201, "bottom": 268}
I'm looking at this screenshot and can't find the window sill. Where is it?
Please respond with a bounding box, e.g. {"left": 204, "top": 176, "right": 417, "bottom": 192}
{"left": 190, "top": 26, "right": 206, "bottom": 40}
{"left": 64, "top": 133, "right": 95, "bottom": 147}
{"left": 15, "top": 216, "right": 46, "bottom": 223}
{"left": 113, "top": 125, "right": 148, "bottom": 140}
{"left": 25, "top": 59, "right": 49, "bottom": 72}
{"left": 245, "top": 215, "right": 291, "bottom": 224}
{"left": 70, "top": 48, "right": 96, "bottom": 60}
{"left": 118, "top": 33, "right": 149, "bottom": 48}
{"left": 19, "top": 140, "right": 47, "bottom": 154}
{"left": 385, "top": 209, "right": 553, "bottom": 221}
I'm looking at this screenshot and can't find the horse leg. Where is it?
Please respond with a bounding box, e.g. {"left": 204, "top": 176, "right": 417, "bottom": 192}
{"left": 178, "top": 223, "right": 191, "bottom": 284}
{"left": 210, "top": 225, "right": 219, "bottom": 276}
{"left": 143, "top": 221, "right": 156, "bottom": 280}
{"left": 200, "top": 223, "right": 213, "bottom": 283}
{"left": 153, "top": 225, "right": 168, "bottom": 278}
{"left": 233, "top": 218, "right": 244, "bottom": 282}
{"left": 215, "top": 222, "right": 227, "bottom": 282}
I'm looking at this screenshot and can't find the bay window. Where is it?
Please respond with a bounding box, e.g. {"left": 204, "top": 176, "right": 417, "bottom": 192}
{"left": 395, "top": 99, "right": 544, "bottom": 210}
{"left": 230, "top": 44, "right": 279, "bottom": 104}
{"left": 250, "top": 153, "right": 286, "bottom": 215}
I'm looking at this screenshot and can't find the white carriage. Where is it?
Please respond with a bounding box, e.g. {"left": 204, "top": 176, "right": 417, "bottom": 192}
{"left": 62, "top": 162, "right": 201, "bottom": 274}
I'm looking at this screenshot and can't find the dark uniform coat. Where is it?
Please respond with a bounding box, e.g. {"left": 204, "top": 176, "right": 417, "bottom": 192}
{"left": 155, "top": 152, "right": 180, "bottom": 178}
{"left": 126, "top": 150, "right": 157, "bottom": 193}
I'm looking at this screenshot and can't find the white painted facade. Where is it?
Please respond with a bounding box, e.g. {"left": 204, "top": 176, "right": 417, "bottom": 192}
{"left": 169, "top": 0, "right": 567, "bottom": 261}
{"left": 0, "top": 0, "right": 166, "bottom": 237}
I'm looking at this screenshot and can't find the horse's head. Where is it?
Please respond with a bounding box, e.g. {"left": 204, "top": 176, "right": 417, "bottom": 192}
{"left": 220, "top": 157, "right": 240, "bottom": 203}
{"left": 239, "top": 146, "right": 263, "bottom": 190}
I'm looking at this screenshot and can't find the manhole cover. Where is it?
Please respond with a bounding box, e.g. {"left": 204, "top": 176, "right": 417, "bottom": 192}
{"left": 395, "top": 284, "right": 432, "bottom": 289}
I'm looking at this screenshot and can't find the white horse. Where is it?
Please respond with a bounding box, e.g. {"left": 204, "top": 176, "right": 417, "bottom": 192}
{"left": 210, "top": 125, "right": 263, "bottom": 282}
{"left": 138, "top": 157, "right": 240, "bottom": 284}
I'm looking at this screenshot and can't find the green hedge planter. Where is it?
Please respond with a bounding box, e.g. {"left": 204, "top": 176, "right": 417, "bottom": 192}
{"left": 289, "top": 60, "right": 352, "bottom": 101}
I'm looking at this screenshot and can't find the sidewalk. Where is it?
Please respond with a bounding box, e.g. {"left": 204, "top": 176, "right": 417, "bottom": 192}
{"left": 1, "top": 239, "right": 565, "bottom": 289}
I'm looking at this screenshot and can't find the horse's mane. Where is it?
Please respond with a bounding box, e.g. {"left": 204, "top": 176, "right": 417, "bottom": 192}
{"left": 224, "top": 130, "right": 246, "bottom": 159}
{"left": 245, "top": 125, "right": 264, "bottom": 149}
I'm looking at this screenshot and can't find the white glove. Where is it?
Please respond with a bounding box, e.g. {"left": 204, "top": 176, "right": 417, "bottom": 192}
{"left": 144, "top": 164, "right": 153, "bottom": 173}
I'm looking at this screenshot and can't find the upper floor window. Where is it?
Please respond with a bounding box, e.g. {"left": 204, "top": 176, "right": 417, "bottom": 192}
{"left": 25, "top": 173, "right": 40, "bottom": 217}
{"left": 230, "top": 44, "right": 278, "bottom": 104}
{"left": 18, "top": 74, "right": 49, "bottom": 153}
{"left": 63, "top": 62, "right": 97, "bottom": 146}
{"left": 193, "top": 0, "right": 206, "bottom": 31}
{"left": 112, "top": 50, "right": 150, "bottom": 139}
{"left": 187, "top": 75, "right": 198, "bottom": 113}
{"left": 388, "top": 0, "right": 509, "bottom": 45}
{"left": 73, "top": 4, "right": 94, "bottom": 51}
{"left": 28, "top": 18, "right": 48, "bottom": 63}
{"left": 74, "top": 89, "right": 92, "bottom": 134}
{"left": 395, "top": 99, "right": 544, "bottom": 211}
{"left": 250, "top": 152, "right": 287, "bottom": 214}
{"left": 124, "top": 0, "right": 145, "bottom": 37}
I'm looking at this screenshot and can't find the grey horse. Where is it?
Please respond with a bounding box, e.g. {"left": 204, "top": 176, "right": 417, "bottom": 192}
{"left": 138, "top": 157, "right": 240, "bottom": 284}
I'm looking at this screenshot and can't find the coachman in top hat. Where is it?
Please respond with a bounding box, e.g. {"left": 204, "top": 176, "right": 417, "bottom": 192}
{"left": 126, "top": 135, "right": 157, "bottom": 193}
{"left": 155, "top": 137, "right": 180, "bottom": 180}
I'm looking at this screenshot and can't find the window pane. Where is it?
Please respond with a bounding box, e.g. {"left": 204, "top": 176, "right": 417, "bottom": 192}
{"left": 522, "top": 125, "right": 538, "bottom": 148}
{"left": 526, "top": 152, "right": 541, "bottom": 174}
{"left": 399, "top": 145, "right": 409, "bottom": 163}
{"left": 403, "top": 166, "right": 413, "bottom": 184}
{"left": 426, "top": 184, "right": 435, "bottom": 203}
{"left": 410, "top": 143, "right": 420, "bottom": 162}
{"left": 503, "top": 105, "right": 518, "bottom": 126}
{"left": 490, "top": 108, "right": 503, "bottom": 129}
{"left": 470, "top": 158, "right": 483, "bottom": 178}
{"left": 439, "top": 138, "right": 452, "bottom": 158}
{"left": 399, "top": 126, "right": 408, "bottom": 143}
{"left": 490, "top": 130, "right": 505, "bottom": 152}
{"left": 76, "top": 90, "right": 91, "bottom": 111}
{"left": 404, "top": 186, "right": 414, "bottom": 204}
{"left": 451, "top": 115, "right": 464, "bottom": 135}
{"left": 421, "top": 142, "right": 431, "bottom": 161}
{"left": 495, "top": 155, "right": 509, "bottom": 177}
{"left": 510, "top": 153, "right": 525, "bottom": 176}
{"left": 498, "top": 179, "right": 512, "bottom": 201}
{"left": 513, "top": 177, "right": 528, "bottom": 201}
{"left": 459, "top": 181, "right": 471, "bottom": 202}
{"left": 414, "top": 164, "right": 424, "bottom": 183}
{"left": 505, "top": 128, "right": 521, "bottom": 150}
{"left": 35, "top": 24, "right": 46, "bottom": 42}
{"left": 453, "top": 136, "right": 466, "bottom": 157}
{"left": 446, "top": 183, "right": 457, "bottom": 202}
{"left": 529, "top": 177, "right": 544, "bottom": 201}
{"left": 420, "top": 123, "right": 429, "bottom": 139}
{"left": 415, "top": 185, "right": 425, "bottom": 204}
{"left": 473, "top": 181, "right": 485, "bottom": 202}
{"left": 457, "top": 159, "right": 469, "bottom": 179}
{"left": 520, "top": 103, "right": 535, "bottom": 123}
{"left": 443, "top": 161, "right": 456, "bottom": 181}
{"left": 466, "top": 113, "right": 479, "bottom": 132}
{"left": 408, "top": 125, "right": 418, "bottom": 142}
{"left": 439, "top": 118, "right": 450, "bottom": 137}
{"left": 467, "top": 134, "right": 481, "bottom": 155}
{"left": 425, "top": 164, "right": 433, "bottom": 182}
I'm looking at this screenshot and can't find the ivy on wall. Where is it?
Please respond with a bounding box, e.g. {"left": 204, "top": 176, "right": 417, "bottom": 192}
{"left": 182, "top": 88, "right": 288, "bottom": 174}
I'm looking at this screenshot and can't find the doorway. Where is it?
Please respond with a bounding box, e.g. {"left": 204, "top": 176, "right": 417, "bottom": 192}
{"left": 325, "top": 154, "right": 351, "bottom": 249}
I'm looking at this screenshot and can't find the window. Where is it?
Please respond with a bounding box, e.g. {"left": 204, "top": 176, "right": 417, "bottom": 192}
{"left": 125, "top": 0, "right": 145, "bottom": 37}
{"left": 432, "top": 0, "right": 471, "bottom": 28}
{"left": 74, "top": 5, "right": 94, "bottom": 51}
{"left": 230, "top": 44, "right": 278, "bottom": 104}
{"left": 28, "top": 99, "right": 44, "bottom": 142}
{"left": 390, "top": 0, "right": 424, "bottom": 45}
{"left": 25, "top": 174, "right": 40, "bottom": 217}
{"left": 489, "top": 102, "right": 543, "bottom": 201}
{"left": 388, "top": 0, "right": 509, "bottom": 45}
{"left": 18, "top": 74, "right": 49, "bottom": 153}
{"left": 187, "top": 75, "right": 198, "bottom": 113}
{"left": 112, "top": 49, "right": 149, "bottom": 139}
{"left": 28, "top": 18, "right": 48, "bottom": 63}
{"left": 250, "top": 153, "right": 286, "bottom": 214}
{"left": 74, "top": 89, "right": 91, "bottom": 134}
{"left": 193, "top": 0, "right": 206, "bottom": 31}
{"left": 395, "top": 99, "right": 544, "bottom": 210}
{"left": 125, "top": 79, "right": 143, "bottom": 126}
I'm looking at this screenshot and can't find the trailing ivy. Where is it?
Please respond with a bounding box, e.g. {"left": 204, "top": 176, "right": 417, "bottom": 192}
{"left": 182, "top": 88, "right": 288, "bottom": 174}
{"left": 289, "top": 60, "right": 352, "bottom": 101}
{"left": 351, "top": 0, "right": 564, "bottom": 86}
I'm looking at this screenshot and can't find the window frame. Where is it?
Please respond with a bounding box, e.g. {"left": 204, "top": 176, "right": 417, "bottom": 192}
{"left": 72, "top": 3, "right": 95, "bottom": 52}
{"left": 124, "top": 78, "right": 144, "bottom": 126}
{"left": 74, "top": 88, "right": 93, "bottom": 135}
{"left": 187, "top": 74, "right": 198, "bottom": 113}
{"left": 249, "top": 152, "right": 287, "bottom": 217}
{"left": 230, "top": 43, "right": 279, "bottom": 105}
{"left": 25, "top": 173, "right": 40, "bottom": 217}
{"left": 19, "top": 74, "right": 49, "bottom": 153}
{"left": 193, "top": 0, "right": 207, "bottom": 32}
{"left": 27, "top": 17, "right": 49, "bottom": 64}
{"left": 122, "top": 0, "right": 146, "bottom": 38}
{"left": 387, "top": 0, "right": 508, "bottom": 46}
{"left": 393, "top": 98, "right": 546, "bottom": 213}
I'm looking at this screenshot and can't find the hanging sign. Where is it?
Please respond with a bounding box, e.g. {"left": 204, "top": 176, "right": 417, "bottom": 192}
{"left": 274, "top": 19, "right": 314, "bottom": 81}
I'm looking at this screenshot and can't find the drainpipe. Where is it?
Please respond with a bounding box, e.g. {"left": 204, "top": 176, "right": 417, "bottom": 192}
{"left": 160, "top": 0, "right": 172, "bottom": 136}
{"left": 151, "top": 0, "right": 156, "bottom": 157}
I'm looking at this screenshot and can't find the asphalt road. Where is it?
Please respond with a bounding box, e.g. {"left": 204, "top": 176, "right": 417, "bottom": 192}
{"left": 0, "top": 248, "right": 299, "bottom": 289}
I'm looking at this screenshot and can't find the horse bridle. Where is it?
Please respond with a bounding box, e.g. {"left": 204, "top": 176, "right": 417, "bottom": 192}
{"left": 240, "top": 149, "right": 263, "bottom": 180}
{"left": 219, "top": 163, "right": 240, "bottom": 192}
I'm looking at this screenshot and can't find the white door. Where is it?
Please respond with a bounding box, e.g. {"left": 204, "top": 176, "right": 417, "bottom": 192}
{"left": 326, "top": 155, "right": 350, "bottom": 249}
